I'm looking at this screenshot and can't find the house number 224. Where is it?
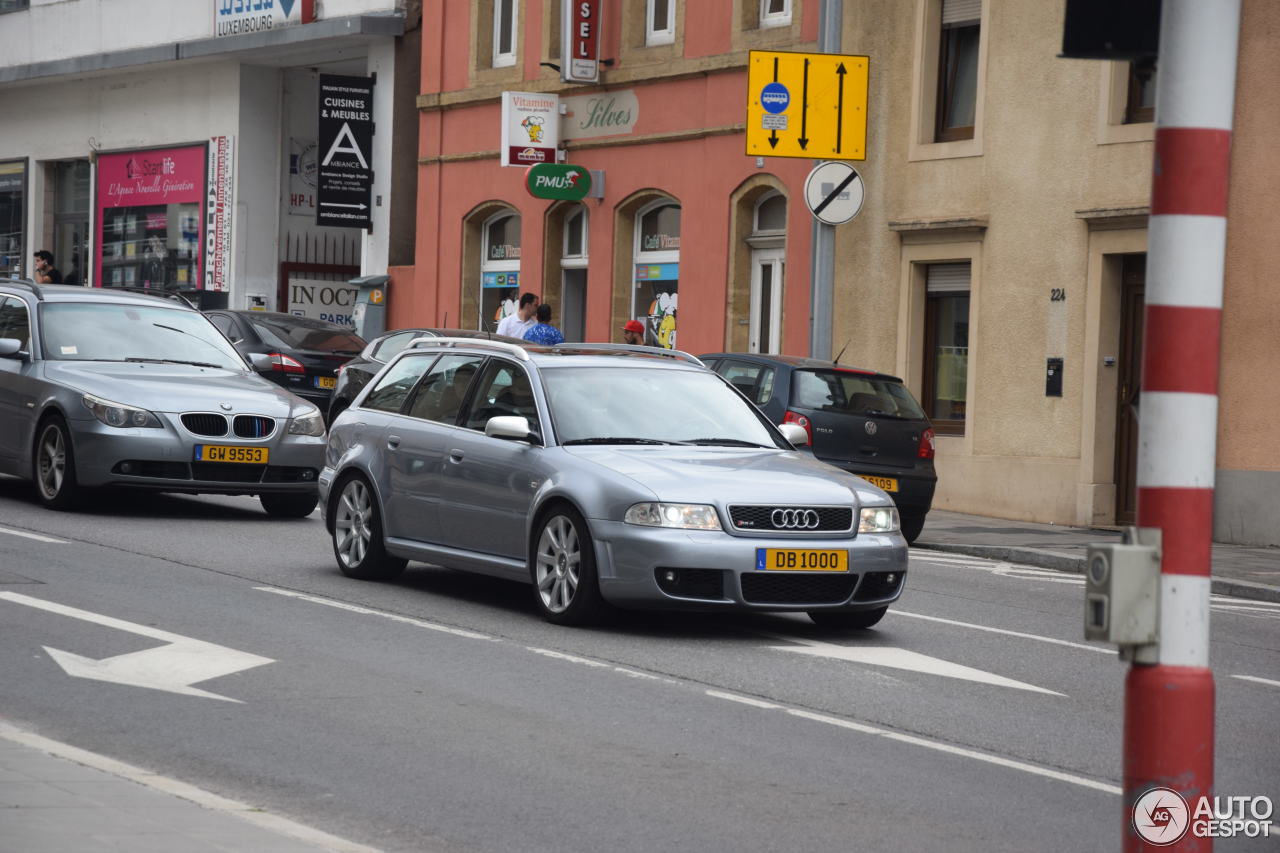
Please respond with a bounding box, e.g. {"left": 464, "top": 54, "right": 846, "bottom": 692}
{"left": 1050, "top": 288, "right": 1066, "bottom": 302}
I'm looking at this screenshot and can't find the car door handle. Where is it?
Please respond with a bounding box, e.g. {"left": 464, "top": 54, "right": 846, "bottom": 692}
{"left": 386, "top": 435, "right": 401, "bottom": 450}
{"left": 448, "top": 449, "right": 465, "bottom": 463}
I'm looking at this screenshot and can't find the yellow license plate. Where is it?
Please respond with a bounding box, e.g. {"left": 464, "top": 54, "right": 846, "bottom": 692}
{"left": 195, "top": 445, "right": 269, "bottom": 464}
{"left": 860, "top": 475, "right": 899, "bottom": 492}
{"left": 314, "top": 376, "right": 336, "bottom": 389}
{"left": 756, "top": 549, "right": 848, "bottom": 572}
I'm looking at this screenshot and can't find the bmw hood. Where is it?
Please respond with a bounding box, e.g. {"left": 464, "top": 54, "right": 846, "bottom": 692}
{"left": 42, "top": 361, "right": 314, "bottom": 417}
{"left": 563, "top": 446, "right": 891, "bottom": 507}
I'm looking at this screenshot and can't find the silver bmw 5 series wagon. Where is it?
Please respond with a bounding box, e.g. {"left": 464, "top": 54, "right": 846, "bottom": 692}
{"left": 319, "top": 338, "right": 907, "bottom": 628}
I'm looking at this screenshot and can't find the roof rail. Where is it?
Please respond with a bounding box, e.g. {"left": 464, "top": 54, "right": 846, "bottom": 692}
{"left": 546, "top": 342, "right": 705, "bottom": 367}
{"left": 106, "top": 286, "right": 197, "bottom": 309}
{"left": 408, "top": 336, "right": 531, "bottom": 362}
{"left": 3, "top": 278, "right": 44, "bottom": 301}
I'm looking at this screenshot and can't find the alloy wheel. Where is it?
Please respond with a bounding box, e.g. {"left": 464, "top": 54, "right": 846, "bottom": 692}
{"left": 334, "top": 479, "right": 372, "bottom": 569}
{"left": 535, "top": 515, "right": 581, "bottom": 614}
{"left": 37, "top": 425, "right": 66, "bottom": 500}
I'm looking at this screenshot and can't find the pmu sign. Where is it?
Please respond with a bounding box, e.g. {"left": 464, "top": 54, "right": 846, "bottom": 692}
{"left": 561, "top": 0, "right": 602, "bottom": 83}
{"left": 525, "top": 163, "right": 591, "bottom": 200}
{"left": 317, "top": 74, "right": 374, "bottom": 230}
{"left": 746, "top": 50, "right": 869, "bottom": 161}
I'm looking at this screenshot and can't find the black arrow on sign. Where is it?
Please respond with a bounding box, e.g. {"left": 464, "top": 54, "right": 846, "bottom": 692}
{"left": 835, "top": 63, "right": 847, "bottom": 154}
{"left": 769, "top": 56, "right": 780, "bottom": 149}
{"left": 798, "top": 58, "right": 811, "bottom": 150}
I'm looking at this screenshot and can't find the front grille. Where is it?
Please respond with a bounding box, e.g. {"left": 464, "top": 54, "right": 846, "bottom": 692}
{"left": 740, "top": 572, "right": 857, "bottom": 605}
{"left": 190, "top": 462, "right": 266, "bottom": 483}
{"left": 654, "top": 568, "right": 725, "bottom": 600}
{"left": 729, "top": 505, "right": 853, "bottom": 533}
{"left": 854, "top": 571, "right": 905, "bottom": 601}
{"left": 234, "top": 415, "right": 275, "bottom": 438}
{"left": 182, "top": 413, "right": 228, "bottom": 436}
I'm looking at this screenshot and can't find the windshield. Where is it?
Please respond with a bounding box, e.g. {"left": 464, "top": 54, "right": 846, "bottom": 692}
{"left": 40, "top": 302, "right": 247, "bottom": 370}
{"left": 791, "top": 369, "right": 927, "bottom": 420}
{"left": 249, "top": 316, "right": 365, "bottom": 353}
{"left": 543, "top": 366, "right": 781, "bottom": 448}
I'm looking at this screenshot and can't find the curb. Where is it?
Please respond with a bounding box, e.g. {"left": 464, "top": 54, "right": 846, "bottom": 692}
{"left": 915, "top": 542, "right": 1280, "bottom": 605}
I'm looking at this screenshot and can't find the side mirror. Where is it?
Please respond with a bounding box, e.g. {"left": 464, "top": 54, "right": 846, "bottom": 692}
{"left": 485, "top": 415, "right": 537, "bottom": 443}
{"left": 777, "top": 423, "right": 809, "bottom": 446}
{"left": 247, "top": 352, "right": 273, "bottom": 373}
{"left": 0, "top": 338, "right": 26, "bottom": 359}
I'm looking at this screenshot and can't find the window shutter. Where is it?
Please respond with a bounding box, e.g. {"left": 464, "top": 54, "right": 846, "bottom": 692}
{"left": 927, "top": 262, "right": 971, "bottom": 293}
{"left": 942, "top": 0, "right": 981, "bottom": 26}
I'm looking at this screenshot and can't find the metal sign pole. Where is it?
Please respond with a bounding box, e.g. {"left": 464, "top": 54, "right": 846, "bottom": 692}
{"left": 809, "top": 0, "right": 842, "bottom": 360}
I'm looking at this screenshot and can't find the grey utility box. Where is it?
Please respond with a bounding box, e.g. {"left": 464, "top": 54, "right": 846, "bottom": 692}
{"left": 1084, "top": 533, "right": 1161, "bottom": 647}
{"left": 350, "top": 274, "right": 390, "bottom": 340}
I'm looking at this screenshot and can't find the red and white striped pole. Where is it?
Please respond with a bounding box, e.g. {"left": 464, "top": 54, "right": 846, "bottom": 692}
{"left": 1124, "top": 1, "right": 1240, "bottom": 850}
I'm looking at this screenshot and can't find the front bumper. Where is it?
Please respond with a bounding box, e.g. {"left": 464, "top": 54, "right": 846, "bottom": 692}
{"left": 68, "top": 415, "right": 324, "bottom": 495}
{"left": 589, "top": 519, "right": 908, "bottom": 612}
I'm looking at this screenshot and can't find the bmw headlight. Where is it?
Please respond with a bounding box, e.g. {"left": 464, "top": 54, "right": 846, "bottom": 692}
{"left": 287, "top": 407, "right": 326, "bottom": 437}
{"left": 858, "top": 506, "right": 900, "bottom": 533}
{"left": 81, "top": 394, "right": 161, "bottom": 428}
{"left": 624, "top": 502, "right": 722, "bottom": 531}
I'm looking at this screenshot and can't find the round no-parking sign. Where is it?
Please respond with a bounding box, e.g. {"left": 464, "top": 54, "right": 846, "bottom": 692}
{"left": 804, "top": 161, "right": 865, "bottom": 226}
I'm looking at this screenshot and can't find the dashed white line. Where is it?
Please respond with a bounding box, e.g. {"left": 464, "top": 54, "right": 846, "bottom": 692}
{"left": 526, "top": 646, "right": 610, "bottom": 667}
{"left": 0, "top": 525, "right": 67, "bottom": 544}
{"left": 891, "top": 609, "right": 1116, "bottom": 654}
{"left": 254, "top": 587, "right": 493, "bottom": 640}
{"left": 705, "top": 690, "right": 781, "bottom": 710}
{"left": 1231, "top": 674, "right": 1280, "bottom": 689}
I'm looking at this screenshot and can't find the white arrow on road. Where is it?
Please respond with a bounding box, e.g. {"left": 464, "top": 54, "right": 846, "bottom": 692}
{"left": 0, "top": 592, "right": 274, "bottom": 703}
{"left": 768, "top": 637, "right": 1063, "bottom": 695}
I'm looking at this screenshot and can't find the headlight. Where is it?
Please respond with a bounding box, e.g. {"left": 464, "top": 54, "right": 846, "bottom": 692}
{"left": 81, "top": 394, "right": 161, "bottom": 428}
{"left": 858, "top": 506, "right": 900, "bottom": 533}
{"left": 624, "top": 502, "right": 722, "bottom": 531}
{"left": 287, "top": 407, "right": 326, "bottom": 437}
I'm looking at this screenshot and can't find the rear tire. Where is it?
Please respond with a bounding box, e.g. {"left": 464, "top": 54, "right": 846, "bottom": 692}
{"left": 33, "top": 415, "right": 85, "bottom": 511}
{"left": 530, "top": 505, "right": 605, "bottom": 626}
{"left": 260, "top": 492, "right": 319, "bottom": 518}
{"left": 808, "top": 606, "right": 888, "bottom": 630}
{"left": 899, "top": 513, "right": 926, "bottom": 544}
{"left": 330, "top": 474, "right": 406, "bottom": 581}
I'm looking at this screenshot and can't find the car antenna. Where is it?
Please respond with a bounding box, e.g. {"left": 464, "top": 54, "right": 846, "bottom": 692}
{"left": 833, "top": 339, "right": 851, "bottom": 364}
{"left": 443, "top": 311, "right": 449, "bottom": 327}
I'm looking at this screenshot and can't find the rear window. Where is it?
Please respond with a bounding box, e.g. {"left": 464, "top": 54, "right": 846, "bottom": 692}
{"left": 790, "top": 370, "right": 927, "bottom": 420}
{"left": 249, "top": 316, "right": 365, "bottom": 354}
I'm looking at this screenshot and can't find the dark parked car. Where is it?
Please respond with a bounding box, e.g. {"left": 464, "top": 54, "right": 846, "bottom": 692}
{"left": 328, "top": 328, "right": 525, "bottom": 422}
{"left": 204, "top": 311, "right": 365, "bottom": 415}
{"left": 699, "top": 353, "right": 936, "bottom": 543}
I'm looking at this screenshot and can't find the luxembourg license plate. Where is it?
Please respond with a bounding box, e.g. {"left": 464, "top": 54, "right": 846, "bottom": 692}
{"left": 756, "top": 549, "right": 848, "bottom": 572}
{"left": 194, "top": 445, "right": 269, "bottom": 464}
{"left": 314, "top": 376, "right": 336, "bottom": 389}
{"left": 860, "top": 474, "right": 899, "bottom": 492}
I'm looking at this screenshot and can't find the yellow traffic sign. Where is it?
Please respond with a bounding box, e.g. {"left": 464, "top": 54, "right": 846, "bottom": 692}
{"left": 746, "top": 50, "right": 869, "bottom": 161}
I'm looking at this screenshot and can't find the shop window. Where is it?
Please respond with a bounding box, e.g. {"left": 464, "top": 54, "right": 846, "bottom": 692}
{"left": 760, "top": 0, "right": 791, "bottom": 28}
{"left": 53, "top": 160, "right": 90, "bottom": 285}
{"left": 935, "top": 0, "right": 981, "bottom": 143}
{"left": 633, "top": 201, "right": 681, "bottom": 348}
{"left": 482, "top": 211, "right": 522, "bottom": 332}
{"left": 0, "top": 1, "right": 29, "bottom": 12}
{"left": 921, "top": 262, "right": 970, "bottom": 435}
{"left": 646, "top": 0, "right": 675, "bottom": 45}
{"left": 0, "top": 160, "right": 26, "bottom": 278}
{"left": 1125, "top": 59, "right": 1156, "bottom": 124}
{"left": 493, "top": 0, "right": 518, "bottom": 68}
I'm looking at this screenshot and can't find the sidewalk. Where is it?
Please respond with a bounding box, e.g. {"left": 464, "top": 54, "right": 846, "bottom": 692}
{"left": 915, "top": 509, "right": 1280, "bottom": 604}
{"left": 0, "top": 723, "right": 377, "bottom": 853}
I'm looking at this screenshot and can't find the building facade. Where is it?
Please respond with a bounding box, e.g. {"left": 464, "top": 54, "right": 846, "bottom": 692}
{"left": 0, "top": 0, "right": 420, "bottom": 321}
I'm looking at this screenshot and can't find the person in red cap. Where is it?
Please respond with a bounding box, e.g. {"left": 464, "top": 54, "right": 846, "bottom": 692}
{"left": 621, "top": 319, "right": 644, "bottom": 346}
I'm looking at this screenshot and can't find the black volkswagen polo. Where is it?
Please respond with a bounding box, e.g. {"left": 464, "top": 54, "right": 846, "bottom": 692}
{"left": 699, "top": 353, "right": 937, "bottom": 543}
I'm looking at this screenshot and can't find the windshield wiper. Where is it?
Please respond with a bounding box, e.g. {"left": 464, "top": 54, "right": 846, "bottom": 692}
{"left": 562, "top": 437, "right": 687, "bottom": 446}
{"left": 125, "top": 357, "right": 224, "bottom": 369}
{"left": 684, "top": 437, "right": 774, "bottom": 448}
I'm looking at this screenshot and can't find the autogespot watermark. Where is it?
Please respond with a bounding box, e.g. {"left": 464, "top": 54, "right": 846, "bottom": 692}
{"left": 1133, "top": 787, "right": 1274, "bottom": 845}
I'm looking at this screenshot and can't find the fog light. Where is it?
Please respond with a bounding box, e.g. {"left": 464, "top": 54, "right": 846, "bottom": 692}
{"left": 885, "top": 573, "right": 897, "bottom": 586}
{"left": 302, "top": 470, "right": 315, "bottom": 481}
{"left": 120, "top": 462, "right": 133, "bottom": 474}
{"left": 663, "top": 570, "right": 677, "bottom": 583}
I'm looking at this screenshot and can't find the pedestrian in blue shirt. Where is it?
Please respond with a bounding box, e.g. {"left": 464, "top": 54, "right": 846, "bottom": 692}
{"left": 522, "top": 303, "right": 565, "bottom": 346}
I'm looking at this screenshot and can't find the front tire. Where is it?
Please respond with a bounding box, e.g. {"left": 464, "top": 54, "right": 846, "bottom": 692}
{"left": 808, "top": 606, "right": 888, "bottom": 630}
{"left": 260, "top": 492, "right": 319, "bottom": 518}
{"left": 330, "top": 474, "right": 406, "bottom": 580}
{"left": 33, "top": 415, "right": 84, "bottom": 510}
{"left": 531, "top": 506, "right": 604, "bottom": 626}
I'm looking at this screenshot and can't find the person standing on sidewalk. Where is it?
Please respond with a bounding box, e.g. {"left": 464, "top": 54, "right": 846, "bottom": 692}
{"left": 497, "top": 292, "right": 538, "bottom": 339}
{"left": 33, "top": 250, "right": 63, "bottom": 284}
{"left": 522, "top": 303, "right": 565, "bottom": 346}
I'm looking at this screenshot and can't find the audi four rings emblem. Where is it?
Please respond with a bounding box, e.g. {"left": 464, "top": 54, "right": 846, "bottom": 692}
{"left": 771, "top": 509, "right": 821, "bottom": 529}
{"left": 864, "top": 420, "right": 877, "bottom": 435}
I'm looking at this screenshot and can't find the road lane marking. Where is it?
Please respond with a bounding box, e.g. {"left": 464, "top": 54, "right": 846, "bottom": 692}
{"left": 892, "top": 609, "right": 1116, "bottom": 654}
{"left": 1232, "top": 674, "right": 1280, "bottom": 689}
{"left": 0, "top": 722, "right": 382, "bottom": 853}
{"left": 254, "top": 587, "right": 493, "bottom": 640}
{"left": 0, "top": 592, "right": 273, "bottom": 702}
{"left": 0, "top": 525, "right": 67, "bottom": 544}
{"left": 705, "top": 691, "right": 1121, "bottom": 795}
{"left": 527, "top": 646, "right": 610, "bottom": 667}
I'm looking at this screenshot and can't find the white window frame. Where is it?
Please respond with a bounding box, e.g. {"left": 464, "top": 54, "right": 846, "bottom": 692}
{"left": 492, "top": 0, "right": 518, "bottom": 68}
{"left": 561, "top": 205, "right": 588, "bottom": 267}
{"left": 646, "top": 0, "right": 675, "bottom": 46}
{"left": 760, "top": 0, "right": 791, "bottom": 28}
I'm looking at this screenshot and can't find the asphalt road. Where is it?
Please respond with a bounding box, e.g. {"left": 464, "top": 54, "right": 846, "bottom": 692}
{"left": 0, "top": 479, "right": 1276, "bottom": 852}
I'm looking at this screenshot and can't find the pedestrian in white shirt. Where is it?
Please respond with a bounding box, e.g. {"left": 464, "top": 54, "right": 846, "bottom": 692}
{"left": 496, "top": 292, "right": 539, "bottom": 338}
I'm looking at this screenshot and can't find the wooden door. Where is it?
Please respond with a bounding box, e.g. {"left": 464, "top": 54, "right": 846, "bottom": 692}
{"left": 1114, "top": 255, "right": 1146, "bottom": 524}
